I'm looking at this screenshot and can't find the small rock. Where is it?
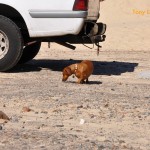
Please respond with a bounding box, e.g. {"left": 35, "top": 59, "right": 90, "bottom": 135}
{"left": 0, "top": 111, "right": 9, "bottom": 120}
{"left": 90, "top": 114, "right": 96, "bottom": 119}
{"left": 145, "top": 96, "right": 150, "bottom": 99}
{"left": 97, "top": 136, "right": 106, "bottom": 141}
{"left": 40, "top": 145, "right": 45, "bottom": 149}
{"left": 0, "top": 119, "right": 8, "bottom": 124}
{"left": 75, "top": 130, "right": 82, "bottom": 132}
{"left": 121, "top": 144, "right": 128, "bottom": 149}
{"left": 11, "top": 116, "right": 19, "bottom": 123}
{"left": 80, "top": 119, "right": 85, "bottom": 125}
{"left": 138, "top": 71, "right": 150, "bottom": 79}
{"left": 104, "top": 103, "right": 109, "bottom": 108}
{"left": 98, "top": 145, "right": 105, "bottom": 150}
{"left": 41, "top": 111, "right": 48, "bottom": 114}
{"left": 55, "top": 125, "right": 64, "bottom": 128}
{"left": 83, "top": 104, "right": 91, "bottom": 109}
{"left": 138, "top": 115, "right": 142, "bottom": 118}
{"left": 22, "top": 107, "right": 31, "bottom": 112}
{"left": 0, "top": 125, "right": 2, "bottom": 130}
{"left": 77, "top": 105, "right": 83, "bottom": 109}
{"left": 41, "top": 124, "right": 47, "bottom": 127}
{"left": 119, "top": 140, "right": 125, "bottom": 144}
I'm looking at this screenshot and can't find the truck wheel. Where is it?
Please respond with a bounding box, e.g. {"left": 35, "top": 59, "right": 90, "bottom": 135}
{"left": 0, "top": 15, "right": 23, "bottom": 71}
{"left": 18, "top": 42, "right": 41, "bottom": 64}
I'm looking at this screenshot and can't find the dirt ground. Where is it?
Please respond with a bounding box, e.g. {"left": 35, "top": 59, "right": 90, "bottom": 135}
{"left": 0, "top": 0, "right": 150, "bottom": 150}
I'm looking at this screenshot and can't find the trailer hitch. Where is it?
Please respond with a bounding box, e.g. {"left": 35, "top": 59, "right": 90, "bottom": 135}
{"left": 82, "top": 21, "right": 106, "bottom": 55}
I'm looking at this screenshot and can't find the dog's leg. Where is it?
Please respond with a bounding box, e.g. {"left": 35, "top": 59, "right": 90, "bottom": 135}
{"left": 85, "top": 78, "right": 89, "bottom": 84}
{"left": 77, "top": 78, "right": 84, "bottom": 84}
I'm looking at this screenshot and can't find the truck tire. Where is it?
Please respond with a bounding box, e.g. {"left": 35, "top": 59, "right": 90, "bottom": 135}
{"left": 0, "top": 15, "right": 23, "bottom": 71}
{"left": 18, "top": 42, "right": 41, "bottom": 64}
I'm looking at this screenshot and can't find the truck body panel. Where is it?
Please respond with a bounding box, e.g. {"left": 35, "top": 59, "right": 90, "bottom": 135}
{"left": 0, "top": 0, "right": 86, "bottom": 37}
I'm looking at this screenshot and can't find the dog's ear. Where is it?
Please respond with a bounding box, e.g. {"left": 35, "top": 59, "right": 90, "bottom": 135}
{"left": 64, "top": 67, "right": 72, "bottom": 75}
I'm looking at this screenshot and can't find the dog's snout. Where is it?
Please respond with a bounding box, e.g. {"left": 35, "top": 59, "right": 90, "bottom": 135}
{"left": 62, "top": 79, "right": 65, "bottom": 82}
{"left": 62, "top": 75, "right": 68, "bottom": 82}
{"left": 62, "top": 77, "right": 67, "bottom": 82}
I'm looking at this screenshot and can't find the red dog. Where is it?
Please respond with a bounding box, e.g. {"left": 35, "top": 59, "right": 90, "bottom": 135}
{"left": 62, "top": 60, "right": 94, "bottom": 84}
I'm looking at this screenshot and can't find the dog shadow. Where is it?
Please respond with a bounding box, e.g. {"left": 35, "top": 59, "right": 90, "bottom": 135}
{"left": 9, "top": 59, "right": 138, "bottom": 76}
{"left": 66, "top": 80, "right": 102, "bottom": 85}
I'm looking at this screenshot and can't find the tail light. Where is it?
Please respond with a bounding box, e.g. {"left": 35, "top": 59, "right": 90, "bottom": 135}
{"left": 73, "top": 0, "right": 88, "bottom": 11}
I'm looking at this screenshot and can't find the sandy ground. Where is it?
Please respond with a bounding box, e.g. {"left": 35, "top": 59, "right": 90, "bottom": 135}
{"left": 0, "top": 0, "right": 150, "bottom": 150}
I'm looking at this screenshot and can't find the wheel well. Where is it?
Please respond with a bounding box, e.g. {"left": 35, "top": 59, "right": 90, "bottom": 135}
{"left": 0, "top": 4, "right": 30, "bottom": 43}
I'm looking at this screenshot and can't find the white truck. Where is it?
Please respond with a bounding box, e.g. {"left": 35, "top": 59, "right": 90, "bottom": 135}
{"left": 0, "top": 0, "right": 106, "bottom": 71}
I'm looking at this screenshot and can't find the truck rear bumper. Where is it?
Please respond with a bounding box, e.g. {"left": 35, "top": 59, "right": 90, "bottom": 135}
{"left": 42, "top": 22, "right": 106, "bottom": 44}
{"left": 28, "top": 22, "right": 106, "bottom": 50}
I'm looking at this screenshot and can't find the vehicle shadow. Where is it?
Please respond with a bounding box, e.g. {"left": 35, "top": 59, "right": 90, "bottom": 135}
{"left": 9, "top": 59, "right": 138, "bottom": 76}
